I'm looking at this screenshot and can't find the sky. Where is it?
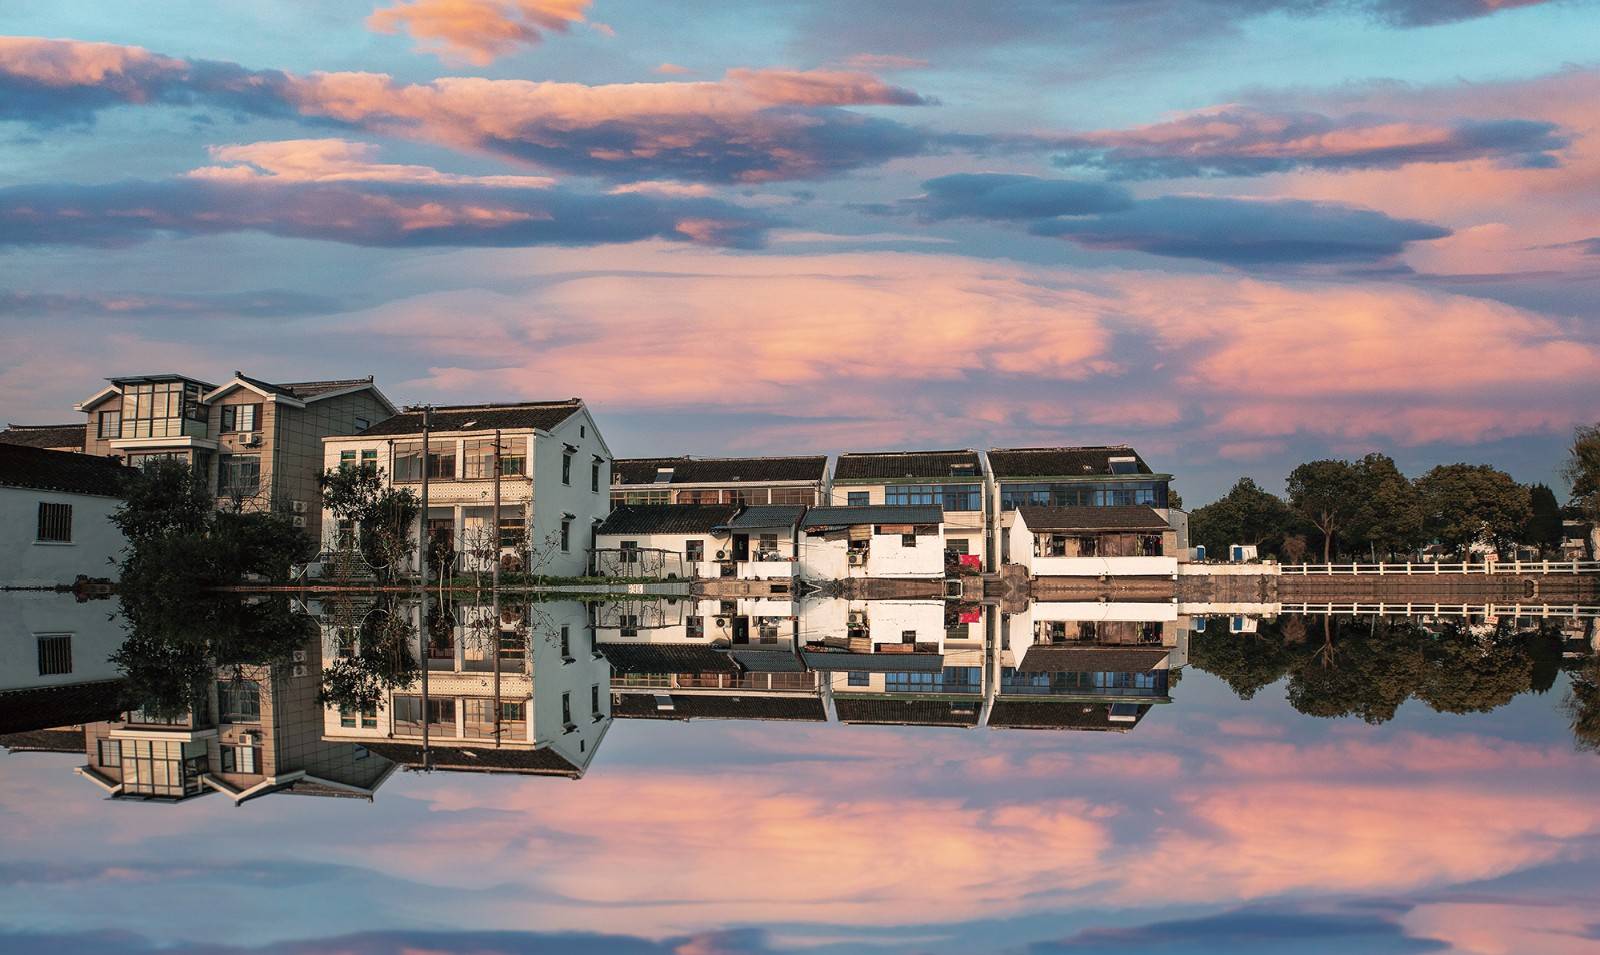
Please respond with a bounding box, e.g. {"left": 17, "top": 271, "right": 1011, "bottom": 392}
{"left": 3, "top": 651, "right": 1598, "bottom": 954}
{"left": 1, "top": 0, "right": 1598, "bottom": 503}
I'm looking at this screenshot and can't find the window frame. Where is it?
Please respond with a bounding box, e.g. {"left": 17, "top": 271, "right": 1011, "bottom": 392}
{"left": 36, "top": 502, "right": 73, "bottom": 543}
{"left": 36, "top": 634, "right": 72, "bottom": 676}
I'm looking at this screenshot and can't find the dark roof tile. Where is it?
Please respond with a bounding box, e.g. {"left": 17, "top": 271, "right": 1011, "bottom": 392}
{"left": 834, "top": 450, "right": 981, "bottom": 481}
{"left": 989, "top": 700, "right": 1150, "bottom": 730}
{"left": 0, "top": 681, "right": 125, "bottom": 735}
{"left": 612, "top": 693, "right": 825, "bottom": 721}
{"left": 598, "top": 643, "right": 740, "bottom": 675}
{"left": 612, "top": 455, "right": 826, "bottom": 485}
{"left": 988, "top": 446, "right": 1156, "bottom": 478}
{"left": 360, "top": 741, "right": 580, "bottom": 776}
{"left": 835, "top": 698, "right": 979, "bottom": 726}
{"left": 1016, "top": 505, "right": 1169, "bottom": 531}
{"left": 1015, "top": 646, "right": 1172, "bottom": 673}
{"left": 0, "top": 444, "right": 133, "bottom": 497}
{"left": 801, "top": 505, "right": 943, "bottom": 528}
{"left": 597, "top": 504, "right": 739, "bottom": 535}
{"left": 0, "top": 424, "right": 86, "bottom": 451}
{"left": 359, "top": 400, "right": 583, "bottom": 436}
{"left": 725, "top": 505, "right": 806, "bottom": 529}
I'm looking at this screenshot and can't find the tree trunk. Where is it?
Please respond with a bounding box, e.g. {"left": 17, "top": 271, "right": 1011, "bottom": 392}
{"left": 1321, "top": 524, "right": 1333, "bottom": 562}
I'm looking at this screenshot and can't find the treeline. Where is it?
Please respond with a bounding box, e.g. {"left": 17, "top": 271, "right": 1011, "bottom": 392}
{"left": 1188, "top": 422, "right": 1600, "bottom": 562}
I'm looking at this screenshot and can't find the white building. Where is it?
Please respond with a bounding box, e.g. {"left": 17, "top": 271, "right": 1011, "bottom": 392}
{"left": 1005, "top": 506, "right": 1178, "bottom": 577}
{"left": 592, "top": 504, "right": 739, "bottom": 579}
{"left": 320, "top": 599, "right": 609, "bottom": 778}
{"left": 829, "top": 450, "right": 989, "bottom": 566}
{"left": 321, "top": 399, "right": 611, "bottom": 578}
{"left": 0, "top": 593, "right": 126, "bottom": 744}
{"left": 797, "top": 505, "right": 945, "bottom": 580}
{"left": 0, "top": 444, "right": 129, "bottom": 587}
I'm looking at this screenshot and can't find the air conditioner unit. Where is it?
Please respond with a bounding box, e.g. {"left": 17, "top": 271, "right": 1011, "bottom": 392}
{"left": 292, "top": 649, "right": 306, "bottom": 663}
{"left": 848, "top": 611, "right": 867, "bottom": 627}
{"left": 715, "top": 549, "right": 728, "bottom": 560}
{"left": 291, "top": 664, "right": 309, "bottom": 678}
{"left": 714, "top": 616, "right": 729, "bottom": 627}
{"left": 239, "top": 432, "right": 261, "bottom": 446}
{"left": 848, "top": 551, "right": 867, "bottom": 566}
{"left": 292, "top": 515, "right": 307, "bottom": 529}
{"left": 239, "top": 732, "right": 258, "bottom": 745}
{"left": 291, "top": 500, "right": 308, "bottom": 514}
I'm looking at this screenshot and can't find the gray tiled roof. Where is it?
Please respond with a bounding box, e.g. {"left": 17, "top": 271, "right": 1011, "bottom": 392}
{"left": 612, "top": 455, "right": 826, "bottom": 485}
{"left": 724, "top": 505, "right": 806, "bottom": 529}
{"left": 800, "top": 651, "right": 946, "bottom": 672}
{"left": 0, "top": 680, "right": 124, "bottom": 735}
{"left": 597, "top": 504, "right": 739, "bottom": 535}
{"left": 360, "top": 400, "right": 583, "bottom": 436}
{"left": 835, "top": 699, "right": 979, "bottom": 726}
{"left": 598, "top": 643, "right": 740, "bottom": 675}
{"left": 0, "top": 424, "right": 86, "bottom": 451}
{"left": 1014, "top": 646, "right": 1171, "bottom": 674}
{"left": 0, "top": 444, "right": 133, "bottom": 497}
{"left": 988, "top": 446, "right": 1155, "bottom": 478}
{"left": 234, "top": 372, "right": 376, "bottom": 400}
{"left": 360, "top": 742, "right": 581, "bottom": 776}
{"left": 612, "top": 693, "right": 826, "bottom": 722}
{"left": 988, "top": 700, "right": 1150, "bottom": 730}
{"left": 800, "top": 505, "right": 943, "bottom": 528}
{"left": 1016, "top": 505, "right": 1169, "bottom": 531}
{"left": 833, "top": 450, "right": 981, "bottom": 481}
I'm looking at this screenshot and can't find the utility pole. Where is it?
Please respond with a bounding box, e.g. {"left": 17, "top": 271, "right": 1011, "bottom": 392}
{"left": 418, "top": 404, "right": 431, "bottom": 771}
{"left": 492, "top": 428, "right": 502, "bottom": 747}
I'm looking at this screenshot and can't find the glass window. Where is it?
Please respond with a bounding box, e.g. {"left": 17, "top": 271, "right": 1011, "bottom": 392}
{"left": 901, "top": 534, "right": 916, "bottom": 547}
{"left": 36, "top": 502, "right": 72, "bottom": 542}
{"left": 462, "top": 438, "right": 522, "bottom": 479}
{"left": 561, "top": 691, "right": 573, "bottom": 727}
{"left": 560, "top": 518, "right": 571, "bottom": 552}
{"left": 846, "top": 491, "right": 869, "bottom": 506}
{"left": 218, "top": 456, "right": 261, "bottom": 498}
{"left": 97, "top": 410, "right": 120, "bottom": 439}
{"left": 560, "top": 625, "right": 572, "bottom": 660}
{"left": 339, "top": 450, "right": 356, "bottom": 468}
{"left": 354, "top": 417, "right": 370, "bottom": 431}
{"left": 847, "top": 671, "right": 869, "bottom": 687}
{"left": 884, "top": 484, "right": 981, "bottom": 511}
{"left": 36, "top": 634, "right": 71, "bottom": 675}
{"left": 685, "top": 539, "right": 704, "bottom": 563}
{"left": 219, "top": 404, "right": 260, "bottom": 433}
{"left": 217, "top": 680, "right": 261, "bottom": 723}
{"left": 394, "top": 442, "right": 423, "bottom": 482}
{"left": 221, "top": 744, "right": 259, "bottom": 774}
{"left": 591, "top": 684, "right": 601, "bottom": 717}
{"left": 98, "top": 738, "right": 120, "bottom": 767}
{"left": 562, "top": 451, "right": 573, "bottom": 485}
{"left": 769, "top": 487, "right": 814, "bottom": 506}
{"left": 591, "top": 460, "right": 601, "bottom": 492}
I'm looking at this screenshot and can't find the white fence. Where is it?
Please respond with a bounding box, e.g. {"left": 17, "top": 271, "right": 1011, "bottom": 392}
{"left": 1280, "top": 601, "right": 1600, "bottom": 619}
{"left": 1281, "top": 560, "right": 1600, "bottom": 576}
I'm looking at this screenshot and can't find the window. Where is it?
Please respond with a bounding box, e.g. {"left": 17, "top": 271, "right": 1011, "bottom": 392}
{"left": 619, "top": 540, "right": 639, "bottom": 564}
{"left": 36, "top": 634, "right": 72, "bottom": 675}
{"left": 885, "top": 484, "right": 982, "bottom": 511}
{"left": 901, "top": 533, "right": 917, "bottom": 547}
{"left": 562, "top": 451, "right": 573, "bottom": 485}
{"left": 354, "top": 416, "right": 370, "bottom": 431}
{"left": 687, "top": 615, "right": 704, "bottom": 639}
{"left": 97, "top": 410, "right": 120, "bottom": 439}
{"left": 591, "top": 460, "right": 601, "bottom": 492}
{"left": 119, "top": 380, "right": 204, "bottom": 439}
{"left": 393, "top": 696, "right": 455, "bottom": 736}
{"left": 847, "top": 671, "right": 869, "bottom": 687}
{"left": 218, "top": 455, "right": 261, "bottom": 498}
{"left": 97, "top": 738, "right": 120, "bottom": 767}
{"left": 946, "top": 538, "right": 970, "bottom": 554}
{"left": 219, "top": 403, "right": 260, "bottom": 433}
{"left": 462, "top": 438, "right": 524, "bottom": 479}
{"left": 560, "top": 625, "right": 572, "bottom": 660}
{"left": 394, "top": 442, "right": 423, "bottom": 482}
{"left": 340, "top": 449, "right": 356, "bottom": 468}
{"left": 561, "top": 691, "right": 573, "bottom": 728}
{"left": 119, "top": 738, "right": 204, "bottom": 797}
{"left": 217, "top": 680, "right": 261, "bottom": 723}
{"left": 901, "top": 629, "right": 917, "bottom": 643}
{"left": 560, "top": 518, "right": 571, "bottom": 552}
{"left": 221, "top": 744, "right": 259, "bottom": 774}
{"left": 36, "top": 502, "right": 72, "bottom": 542}
{"left": 126, "top": 451, "right": 182, "bottom": 471}
{"left": 769, "top": 487, "right": 814, "bottom": 506}
{"left": 464, "top": 699, "right": 525, "bottom": 738}
{"left": 498, "top": 517, "right": 525, "bottom": 549}
{"left": 616, "top": 489, "right": 670, "bottom": 505}
{"left": 846, "top": 491, "right": 869, "bottom": 506}
{"left": 685, "top": 539, "right": 704, "bottom": 563}
{"left": 339, "top": 703, "right": 378, "bottom": 729}
{"left": 591, "top": 684, "right": 602, "bottom": 718}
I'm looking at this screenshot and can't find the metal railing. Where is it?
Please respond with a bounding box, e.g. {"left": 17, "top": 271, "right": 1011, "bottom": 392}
{"left": 1280, "top": 601, "right": 1600, "bottom": 619}
{"left": 1281, "top": 560, "right": 1600, "bottom": 576}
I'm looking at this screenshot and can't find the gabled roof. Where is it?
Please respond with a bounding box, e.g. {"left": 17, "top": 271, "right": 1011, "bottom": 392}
{"left": 359, "top": 400, "right": 584, "bottom": 436}
{"left": 0, "top": 680, "right": 124, "bottom": 735}
{"left": 801, "top": 505, "right": 943, "bottom": 528}
{"left": 597, "top": 504, "right": 739, "bottom": 535}
{"left": 358, "top": 741, "right": 581, "bottom": 777}
{"left": 0, "top": 728, "right": 85, "bottom": 753}
{"left": 988, "top": 446, "right": 1156, "bottom": 478}
{"left": 612, "top": 693, "right": 826, "bottom": 722}
{"left": 598, "top": 643, "right": 740, "bottom": 675}
{"left": 833, "top": 450, "right": 982, "bottom": 481}
{"left": 723, "top": 505, "right": 807, "bottom": 530}
{"left": 835, "top": 699, "right": 979, "bottom": 726}
{"left": 988, "top": 700, "right": 1150, "bottom": 731}
{"left": 1016, "top": 505, "right": 1170, "bottom": 532}
{"left": 0, "top": 424, "right": 85, "bottom": 451}
{"left": 612, "top": 455, "right": 827, "bottom": 485}
{"left": 0, "top": 444, "right": 133, "bottom": 497}
{"left": 207, "top": 373, "right": 394, "bottom": 413}
{"left": 1014, "top": 646, "right": 1172, "bottom": 674}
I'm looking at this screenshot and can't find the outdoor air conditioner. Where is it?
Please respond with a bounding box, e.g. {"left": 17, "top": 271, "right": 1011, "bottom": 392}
{"left": 292, "top": 515, "right": 307, "bottom": 529}
{"left": 714, "top": 616, "right": 729, "bottom": 627}
{"left": 848, "top": 611, "right": 867, "bottom": 627}
{"left": 291, "top": 499, "right": 308, "bottom": 514}
{"left": 292, "top": 649, "right": 307, "bottom": 663}
{"left": 239, "top": 432, "right": 261, "bottom": 446}
{"left": 291, "top": 664, "right": 309, "bottom": 678}
{"left": 848, "top": 551, "right": 867, "bottom": 566}
{"left": 715, "top": 549, "right": 728, "bottom": 560}
{"left": 239, "top": 732, "right": 258, "bottom": 745}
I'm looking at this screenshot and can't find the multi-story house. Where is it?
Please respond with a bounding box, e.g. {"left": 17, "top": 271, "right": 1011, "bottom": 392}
{"left": 75, "top": 635, "right": 397, "bottom": 804}
{"left": 0, "top": 444, "right": 130, "bottom": 586}
{"left": 0, "top": 423, "right": 86, "bottom": 453}
{"left": 829, "top": 450, "right": 989, "bottom": 565}
{"left": 321, "top": 399, "right": 611, "bottom": 578}
{"left": 74, "top": 372, "right": 393, "bottom": 541}
{"left": 987, "top": 445, "right": 1182, "bottom": 562}
{"left": 610, "top": 455, "right": 827, "bottom": 507}
{"left": 592, "top": 503, "right": 803, "bottom": 584}
{"left": 797, "top": 505, "right": 945, "bottom": 579}
{"left": 320, "top": 599, "right": 610, "bottom": 779}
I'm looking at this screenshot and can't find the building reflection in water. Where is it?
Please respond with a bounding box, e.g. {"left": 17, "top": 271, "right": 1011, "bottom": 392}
{"left": 2, "top": 590, "right": 1596, "bottom": 803}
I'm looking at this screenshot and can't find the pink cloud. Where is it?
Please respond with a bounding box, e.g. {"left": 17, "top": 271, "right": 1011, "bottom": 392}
{"left": 368, "top": 0, "right": 592, "bottom": 65}
{"left": 188, "top": 138, "right": 556, "bottom": 187}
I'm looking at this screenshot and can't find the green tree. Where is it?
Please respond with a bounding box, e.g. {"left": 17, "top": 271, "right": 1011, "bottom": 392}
{"left": 110, "top": 458, "right": 208, "bottom": 546}
{"left": 1415, "top": 463, "right": 1532, "bottom": 555}
{"left": 1415, "top": 624, "right": 1535, "bottom": 714}
{"left": 1286, "top": 459, "right": 1364, "bottom": 561}
{"left": 1189, "top": 477, "right": 1296, "bottom": 558}
{"left": 318, "top": 600, "right": 420, "bottom": 714}
{"left": 1523, "top": 484, "right": 1564, "bottom": 554}
{"left": 1563, "top": 423, "right": 1600, "bottom": 523}
{"left": 1188, "top": 617, "right": 1298, "bottom": 698}
{"left": 317, "top": 464, "right": 421, "bottom": 580}
{"left": 1350, "top": 453, "right": 1424, "bottom": 559}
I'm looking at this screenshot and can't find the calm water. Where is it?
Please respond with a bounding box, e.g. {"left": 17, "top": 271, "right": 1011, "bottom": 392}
{"left": 2, "top": 590, "right": 1597, "bottom": 955}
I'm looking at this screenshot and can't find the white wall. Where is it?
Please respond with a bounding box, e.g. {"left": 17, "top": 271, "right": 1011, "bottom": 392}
{"left": 531, "top": 408, "right": 611, "bottom": 577}
{"left": 0, "top": 486, "right": 125, "bottom": 587}
{"left": 1031, "top": 555, "right": 1179, "bottom": 577}
{"left": 532, "top": 601, "right": 609, "bottom": 772}
{"left": 867, "top": 527, "right": 945, "bottom": 578}
{"left": 0, "top": 592, "right": 125, "bottom": 691}
{"left": 594, "top": 530, "right": 727, "bottom": 579}
{"left": 829, "top": 482, "right": 987, "bottom": 559}
{"left": 864, "top": 600, "right": 948, "bottom": 649}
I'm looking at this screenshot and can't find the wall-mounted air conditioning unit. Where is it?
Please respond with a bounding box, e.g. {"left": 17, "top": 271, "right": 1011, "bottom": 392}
{"left": 292, "top": 515, "right": 307, "bottom": 529}
{"left": 292, "top": 649, "right": 306, "bottom": 663}
{"left": 848, "top": 551, "right": 867, "bottom": 566}
{"left": 848, "top": 611, "right": 867, "bottom": 627}
{"left": 291, "top": 664, "right": 309, "bottom": 678}
{"left": 239, "top": 732, "right": 257, "bottom": 745}
{"left": 291, "top": 500, "right": 308, "bottom": 514}
{"left": 239, "top": 432, "right": 261, "bottom": 446}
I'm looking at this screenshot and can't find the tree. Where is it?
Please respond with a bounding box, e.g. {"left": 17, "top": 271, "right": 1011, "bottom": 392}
{"left": 1564, "top": 423, "right": 1600, "bottom": 523}
{"left": 1189, "top": 478, "right": 1295, "bottom": 558}
{"left": 110, "top": 458, "right": 209, "bottom": 546}
{"left": 1523, "top": 484, "right": 1564, "bottom": 554}
{"left": 1415, "top": 463, "right": 1532, "bottom": 555}
{"left": 317, "top": 464, "right": 421, "bottom": 580}
{"left": 1286, "top": 459, "right": 1365, "bottom": 561}
{"left": 319, "top": 602, "right": 420, "bottom": 714}
{"left": 1350, "top": 453, "right": 1424, "bottom": 559}
{"left": 1566, "top": 657, "right": 1600, "bottom": 753}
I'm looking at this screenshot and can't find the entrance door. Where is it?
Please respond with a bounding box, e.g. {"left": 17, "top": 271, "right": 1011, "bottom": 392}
{"left": 732, "top": 534, "right": 750, "bottom": 561}
{"left": 731, "top": 616, "right": 750, "bottom": 644}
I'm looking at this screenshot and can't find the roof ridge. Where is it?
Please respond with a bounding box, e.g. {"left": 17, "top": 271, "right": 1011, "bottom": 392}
{"left": 400, "top": 399, "right": 582, "bottom": 412}
{"left": 3, "top": 422, "right": 83, "bottom": 430}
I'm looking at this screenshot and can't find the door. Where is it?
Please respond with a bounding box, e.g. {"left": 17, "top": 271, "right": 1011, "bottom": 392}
{"left": 732, "top": 534, "right": 750, "bottom": 561}
{"left": 731, "top": 616, "right": 750, "bottom": 644}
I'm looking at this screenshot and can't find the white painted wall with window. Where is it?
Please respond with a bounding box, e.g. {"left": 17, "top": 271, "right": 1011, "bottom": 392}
{"left": 0, "top": 592, "right": 124, "bottom": 691}
{"left": 0, "top": 486, "right": 125, "bottom": 586}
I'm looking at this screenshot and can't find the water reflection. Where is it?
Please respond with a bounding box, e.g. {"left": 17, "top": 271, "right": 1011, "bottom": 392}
{"left": 5, "top": 589, "right": 1597, "bottom": 804}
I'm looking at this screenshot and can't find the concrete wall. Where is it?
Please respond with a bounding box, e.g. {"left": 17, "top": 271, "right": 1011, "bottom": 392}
{"left": 828, "top": 481, "right": 986, "bottom": 559}
{"left": 0, "top": 593, "right": 124, "bottom": 692}
{"left": 531, "top": 408, "right": 611, "bottom": 578}
{"left": 594, "top": 530, "right": 726, "bottom": 579}
{"left": 0, "top": 486, "right": 124, "bottom": 586}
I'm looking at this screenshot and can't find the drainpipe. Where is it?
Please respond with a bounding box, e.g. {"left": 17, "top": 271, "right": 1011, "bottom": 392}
{"left": 418, "top": 405, "right": 431, "bottom": 772}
